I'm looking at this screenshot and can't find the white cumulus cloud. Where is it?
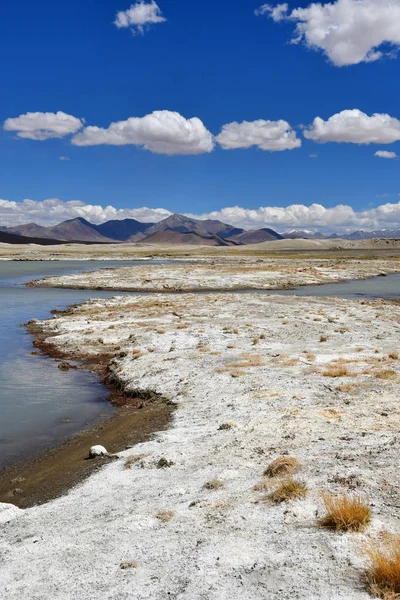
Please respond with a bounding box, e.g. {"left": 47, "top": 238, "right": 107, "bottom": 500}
{"left": 304, "top": 109, "right": 400, "bottom": 144}
{"left": 114, "top": 1, "right": 166, "bottom": 34}
{"left": 256, "top": 0, "right": 400, "bottom": 67}
{"left": 2, "top": 198, "right": 400, "bottom": 234}
{"left": 186, "top": 201, "right": 400, "bottom": 233}
{"left": 0, "top": 198, "right": 171, "bottom": 227}
{"left": 216, "top": 119, "right": 301, "bottom": 151}
{"left": 3, "top": 111, "right": 84, "bottom": 141}
{"left": 71, "top": 110, "right": 214, "bottom": 155}
{"left": 374, "top": 150, "right": 397, "bottom": 159}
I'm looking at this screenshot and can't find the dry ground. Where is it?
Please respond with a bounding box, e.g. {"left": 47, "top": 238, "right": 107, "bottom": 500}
{"left": 1, "top": 291, "right": 400, "bottom": 599}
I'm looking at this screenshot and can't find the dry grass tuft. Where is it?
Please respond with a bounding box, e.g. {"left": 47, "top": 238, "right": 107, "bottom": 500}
{"left": 203, "top": 479, "right": 224, "bottom": 490}
{"left": 120, "top": 561, "right": 138, "bottom": 569}
{"left": 124, "top": 454, "right": 147, "bottom": 469}
{"left": 336, "top": 383, "right": 357, "bottom": 393}
{"left": 266, "top": 478, "right": 308, "bottom": 504}
{"left": 365, "top": 534, "right": 400, "bottom": 599}
{"left": 322, "top": 360, "right": 353, "bottom": 378}
{"left": 388, "top": 352, "right": 399, "bottom": 360}
{"left": 319, "top": 492, "right": 371, "bottom": 532}
{"left": 157, "top": 457, "right": 174, "bottom": 469}
{"left": 156, "top": 510, "right": 174, "bottom": 523}
{"left": 374, "top": 370, "right": 397, "bottom": 380}
{"left": 264, "top": 456, "right": 302, "bottom": 478}
{"left": 320, "top": 335, "right": 328, "bottom": 343}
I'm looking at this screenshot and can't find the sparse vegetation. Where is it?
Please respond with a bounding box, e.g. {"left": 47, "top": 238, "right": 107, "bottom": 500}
{"left": 374, "top": 370, "right": 397, "bottom": 380}
{"left": 120, "top": 561, "right": 138, "bottom": 569}
{"left": 365, "top": 534, "right": 400, "bottom": 599}
{"left": 156, "top": 510, "right": 174, "bottom": 523}
{"left": 319, "top": 492, "right": 371, "bottom": 532}
{"left": 322, "top": 361, "right": 353, "bottom": 378}
{"left": 388, "top": 352, "right": 399, "bottom": 360}
{"left": 320, "top": 335, "right": 328, "bottom": 342}
{"left": 124, "top": 454, "right": 147, "bottom": 469}
{"left": 264, "top": 456, "right": 302, "bottom": 478}
{"left": 157, "top": 457, "right": 174, "bottom": 469}
{"left": 203, "top": 479, "right": 224, "bottom": 490}
{"left": 266, "top": 478, "right": 308, "bottom": 504}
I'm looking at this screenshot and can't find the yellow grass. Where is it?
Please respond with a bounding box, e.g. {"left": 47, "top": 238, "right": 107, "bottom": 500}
{"left": 365, "top": 534, "right": 400, "bottom": 599}
{"left": 264, "top": 456, "right": 302, "bottom": 478}
{"left": 266, "top": 479, "right": 308, "bottom": 504}
{"left": 319, "top": 493, "right": 371, "bottom": 532}
{"left": 322, "top": 361, "right": 353, "bottom": 378}
{"left": 374, "top": 370, "right": 397, "bottom": 380}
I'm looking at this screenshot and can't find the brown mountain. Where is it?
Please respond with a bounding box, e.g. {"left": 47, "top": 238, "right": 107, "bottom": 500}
{"left": 228, "top": 228, "right": 283, "bottom": 244}
{"left": 6, "top": 218, "right": 112, "bottom": 243}
{"left": 144, "top": 214, "right": 244, "bottom": 239}
{"left": 95, "top": 218, "right": 154, "bottom": 241}
{"left": 140, "top": 230, "right": 239, "bottom": 246}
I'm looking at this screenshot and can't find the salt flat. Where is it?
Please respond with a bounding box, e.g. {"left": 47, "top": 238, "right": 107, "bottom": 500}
{"left": 1, "top": 290, "right": 400, "bottom": 599}
{"left": 27, "top": 256, "right": 400, "bottom": 291}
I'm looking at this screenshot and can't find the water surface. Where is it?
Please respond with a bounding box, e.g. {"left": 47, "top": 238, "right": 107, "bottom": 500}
{"left": 0, "top": 261, "right": 153, "bottom": 467}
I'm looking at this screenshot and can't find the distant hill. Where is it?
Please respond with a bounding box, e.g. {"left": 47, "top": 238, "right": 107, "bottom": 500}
{"left": 229, "top": 228, "right": 283, "bottom": 244}
{"left": 5, "top": 218, "right": 111, "bottom": 243}
{"left": 0, "top": 231, "right": 64, "bottom": 245}
{"left": 140, "top": 230, "right": 239, "bottom": 246}
{"left": 144, "top": 214, "right": 245, "bottom": 239}
{"left": 95, "top": 218, "right": 154, "bottom": 242}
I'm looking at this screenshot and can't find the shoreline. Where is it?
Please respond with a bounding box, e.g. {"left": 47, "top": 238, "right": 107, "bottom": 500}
{"left": 25, "top": 265, "right": 400, "bottom": 295}
{"left": 0, "top": 317, "right": 175, "bottom": 509}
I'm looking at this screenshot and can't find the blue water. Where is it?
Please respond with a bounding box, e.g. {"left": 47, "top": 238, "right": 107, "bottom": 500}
{"left": 0, "top": 261, "right": 151, "bottom": 467}
{"left": 0, "top": 260, "right": 399, "bottom": 468}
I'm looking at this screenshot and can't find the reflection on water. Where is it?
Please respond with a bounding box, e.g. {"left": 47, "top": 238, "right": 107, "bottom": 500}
{"left": 0, "top": 260, "right": 146, "bottom": 468}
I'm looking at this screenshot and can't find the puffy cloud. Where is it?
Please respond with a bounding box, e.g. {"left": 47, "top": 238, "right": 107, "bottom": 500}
{"left": 304, "top": 109, "right": 400, "bottom": 144}
{"left": 256, "top": 0, "right": 400, "bottom": 67}
{"left": 71, "top": 110, "right": 214, "bottom": 155}
{"left": 216, "top": 119, "right": 301, "bottom": 151}
{"left": 374, "top": 150, "right": 397, "bottom": 159}
{"left": 0, "top": 198, "right": 171, "bottom": 227}
{"left": 3, "top": 111, "right": 84, "bottom": 141}
{"left": 186, "top": 201, "right": 400, "bottom": 234}
{"left": 59, "top": 156, "right": 70, "bottom": 161}
{"left": 114, "top": 1, "right": 166, "bottom": 34}
{"left": 2, "top": 197, "right": 400, "bottom": 234}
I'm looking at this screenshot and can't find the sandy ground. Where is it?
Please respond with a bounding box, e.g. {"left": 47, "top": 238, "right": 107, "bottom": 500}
{"left": 27, "top": 256, "right": 400, "bottom": 292}
{"left": 1, "top": 237, "right": 400, "bottom": 261}
{"left": 1, "top": 290, "right": 400, "bottom": 598}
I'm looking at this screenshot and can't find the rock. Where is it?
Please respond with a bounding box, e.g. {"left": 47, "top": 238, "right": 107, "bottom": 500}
{"left": 89, "top": 445, "right": 108, "bottom": 458}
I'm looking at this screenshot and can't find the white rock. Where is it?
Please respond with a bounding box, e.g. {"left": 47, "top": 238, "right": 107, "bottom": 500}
{"left": 89, "top": 445, "right": 108, "bottom": 458}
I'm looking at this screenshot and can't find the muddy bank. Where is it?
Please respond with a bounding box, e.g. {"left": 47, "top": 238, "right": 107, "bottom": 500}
{"left": 0, "top": 320, "right": 175, "bottom": 509}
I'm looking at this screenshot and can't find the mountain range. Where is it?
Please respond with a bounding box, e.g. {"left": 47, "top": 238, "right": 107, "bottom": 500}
{"left": 0, "top": 214, "right": 399, "bottom": 245}
{"left": 0, "top": 214, "right": 284, "bottom": 246}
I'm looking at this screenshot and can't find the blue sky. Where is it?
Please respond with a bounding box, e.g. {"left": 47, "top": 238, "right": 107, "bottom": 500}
{"left": 1, "top": 0, "right": 400, "bottom": 232}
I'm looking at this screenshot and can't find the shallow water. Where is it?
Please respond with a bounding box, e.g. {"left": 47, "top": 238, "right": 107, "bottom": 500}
{"left": 0, "top": 261, "right": 399, "bottom": 468}
{"left": 0, "top": 261, "right": 153, "bottom": 468}
{"left": 273, "top": 272, "right": 400, "bottom": 300}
